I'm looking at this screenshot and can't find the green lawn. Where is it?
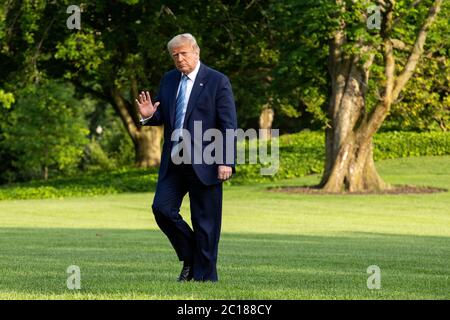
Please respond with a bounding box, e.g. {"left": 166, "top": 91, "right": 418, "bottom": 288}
{"left": 0, "top": 156, "right": 449, "bottom": 299}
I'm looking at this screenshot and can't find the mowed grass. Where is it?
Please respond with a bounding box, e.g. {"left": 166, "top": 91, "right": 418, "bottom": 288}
{"left": 0, "top": 156, "right": 449, "bottom": 299}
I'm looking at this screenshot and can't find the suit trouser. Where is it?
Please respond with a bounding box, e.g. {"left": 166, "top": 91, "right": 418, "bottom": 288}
{"left": 152, "top": 162, "right": 223, "bottom": 281}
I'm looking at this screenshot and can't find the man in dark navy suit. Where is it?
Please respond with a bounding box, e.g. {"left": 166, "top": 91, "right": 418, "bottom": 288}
{"left": 136, "top": 33, "right": 237, "bottom": 282}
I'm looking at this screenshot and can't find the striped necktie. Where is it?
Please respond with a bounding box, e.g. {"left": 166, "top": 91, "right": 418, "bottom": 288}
{"left": 174, "top": 74, "right": 188, "bottom": 131}
{"left": 171, "top": 74, "right": 188, "bottom": 157}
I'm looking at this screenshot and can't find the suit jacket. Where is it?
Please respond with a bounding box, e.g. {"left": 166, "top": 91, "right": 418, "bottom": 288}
{"left": 143, "top": 62, "right": 238, "bottom": 185}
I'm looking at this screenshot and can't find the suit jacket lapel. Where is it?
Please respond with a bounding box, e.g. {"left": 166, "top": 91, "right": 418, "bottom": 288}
{"left": 183, "top": 63, "right": 208, "bottom": 128}
{"left": 169, "top": 72, "right": 182, "bottom": 129}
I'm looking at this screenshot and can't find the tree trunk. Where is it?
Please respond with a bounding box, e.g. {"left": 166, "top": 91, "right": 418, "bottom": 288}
{"left": 43, "top": 165, "right": 48, "bottom": 181}
{"left": 320, "top": 47, "right": 387, "bottom": 192}
{"left": 134, "top": 126, "right": 163, "bottom": 167}
{"left": 319, "top": 0, "right": 442, "bottom": 193}
{"left": 259, "top": 105, "right": 274, "bottom": 140}
{"left": 321, "top": 130, "right": 388, "bottom": 192}
{"left": 110, "top": 86, "right": 162, "bottom": 168}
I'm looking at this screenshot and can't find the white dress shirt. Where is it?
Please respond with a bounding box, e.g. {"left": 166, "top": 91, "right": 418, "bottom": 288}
{"left": 140, "top": 60, "right": 201, "bottom": 125}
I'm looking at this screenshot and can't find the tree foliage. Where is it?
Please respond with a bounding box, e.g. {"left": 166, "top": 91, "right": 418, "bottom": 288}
{"left": 0, "top": 0, "right": 448, "bottom": 184}
{"left": 1, "top": 80, "right": 89, "bottom": 180}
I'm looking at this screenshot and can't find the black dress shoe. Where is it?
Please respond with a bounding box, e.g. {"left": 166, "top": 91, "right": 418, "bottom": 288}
{"left": 177, "top": 264, "right": 193, "bottom": 282}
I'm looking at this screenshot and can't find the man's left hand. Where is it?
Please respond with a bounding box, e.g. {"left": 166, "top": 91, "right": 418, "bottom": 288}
{"left": 218, "top": 165, "right": 232, "bottom": 181}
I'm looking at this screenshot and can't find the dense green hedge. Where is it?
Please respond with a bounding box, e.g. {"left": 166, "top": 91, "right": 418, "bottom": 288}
{"left": 0, "top": 131, "right": 448, "bottom": 200}
{"left": 373, "top": 131, "right": 450, "bottom": 159}
{"left": 233, "top": 130, "right": 450, "bottom": 184}
{"left": 0, "top": 167, "right": 159, "bottom": 200}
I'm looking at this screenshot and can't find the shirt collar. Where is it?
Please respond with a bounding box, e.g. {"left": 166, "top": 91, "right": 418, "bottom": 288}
{"left": 183, "top": 60, "right": 201, "bottom": 82}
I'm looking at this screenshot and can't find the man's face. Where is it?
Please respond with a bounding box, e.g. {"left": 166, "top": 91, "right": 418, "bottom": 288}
{"left": 171, "top": 43, "right": 199, "bottom": 74}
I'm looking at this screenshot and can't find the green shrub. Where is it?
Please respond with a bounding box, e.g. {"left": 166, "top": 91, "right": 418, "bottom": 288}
{"left": 372, "top": 131, "right": 450, "bottom": 160}
{"left": 82, "top": 140, "right": 117, "bottom": 171}
{"left": 0, "top": 131, "right": 448, "bottom": 200}
{"left": 0, "top": 167, "right": 159, "bottom": 200}
{"left": 229, "top": 130, "right": 450, "bottom": 184}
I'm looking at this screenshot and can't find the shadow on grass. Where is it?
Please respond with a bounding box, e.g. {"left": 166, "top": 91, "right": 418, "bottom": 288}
{"left": 0, "top": 227, "right": 448, "bottom": 299}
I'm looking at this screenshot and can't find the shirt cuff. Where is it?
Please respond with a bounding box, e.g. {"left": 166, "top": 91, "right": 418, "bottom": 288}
{"left": 139, "top": 115, "right": 152, "bottom": 125}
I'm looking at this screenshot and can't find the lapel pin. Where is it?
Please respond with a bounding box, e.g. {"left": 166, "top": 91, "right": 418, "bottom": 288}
{"left": 200, "top": 83, "right": 204, "bottom": 86}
